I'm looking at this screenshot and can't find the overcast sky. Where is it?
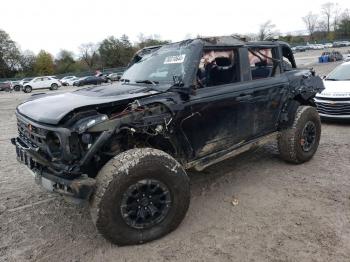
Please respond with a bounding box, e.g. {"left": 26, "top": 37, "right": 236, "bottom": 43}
{"left": 1, "top": 0, "right": 349, "bottom": 56}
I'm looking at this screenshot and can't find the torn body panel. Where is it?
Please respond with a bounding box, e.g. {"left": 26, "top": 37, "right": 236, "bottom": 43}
{"left": 278, "top": 70, "right": 325, "bottom": 128}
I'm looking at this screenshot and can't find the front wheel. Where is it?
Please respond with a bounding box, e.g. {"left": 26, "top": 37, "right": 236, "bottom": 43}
{"left": 278, "top": 106, "right": 321, "bottom": 164}
{"left": 90, "top": 148, "right": 190, "bottom": 245}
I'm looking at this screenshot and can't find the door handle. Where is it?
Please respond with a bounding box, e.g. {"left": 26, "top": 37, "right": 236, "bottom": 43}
{"left": 236, "top": 94, "right": 252, "bottom": 101}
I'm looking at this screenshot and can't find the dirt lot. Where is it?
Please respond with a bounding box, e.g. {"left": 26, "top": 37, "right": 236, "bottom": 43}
{"left": 1, "top": 59, "right": 350, "bottom": 262}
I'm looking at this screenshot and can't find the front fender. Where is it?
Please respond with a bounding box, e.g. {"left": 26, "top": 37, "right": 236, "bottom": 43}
{"left": 287, "top": 70, "right": 325, "bottom": 101}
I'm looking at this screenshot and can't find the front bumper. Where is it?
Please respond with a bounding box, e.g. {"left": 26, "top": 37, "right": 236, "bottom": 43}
{"left": 11, "top": 137, "right": 96, "bottom": 200}
{"left": 315, "top": 98, "right": 350, "bottom": 119}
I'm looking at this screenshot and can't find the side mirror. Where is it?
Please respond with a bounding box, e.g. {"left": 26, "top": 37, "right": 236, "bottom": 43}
{"left": 322, "top": 75, "right": 326, "bottom": 79}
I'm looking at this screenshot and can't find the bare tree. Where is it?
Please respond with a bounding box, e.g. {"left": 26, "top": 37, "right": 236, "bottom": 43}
{"left": 78, "top": 43, "right": 98, "bottom": 69}
{"left": 258, "top": 20, "right": 279, "bottom": 40}
{"left": 245, "top": 33, "right": 259, "bottom": 41}
{"left": 321, "top": 2, "right": 334, "bottom": 33}
{"left": 302, "top": 12, "right": 318, "bottom": 40}
{"left": 333, "top": 4, "right": 341, "bottom": 30}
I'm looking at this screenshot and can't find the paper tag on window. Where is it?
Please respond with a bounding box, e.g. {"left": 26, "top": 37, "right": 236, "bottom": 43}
{"left": 164, "top": 54, "right": 186, "bottom": 64}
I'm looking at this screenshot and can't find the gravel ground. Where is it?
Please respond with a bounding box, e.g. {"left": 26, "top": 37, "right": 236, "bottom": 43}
{"left": 0, "top": 58, "right": 350, "bottom": 262}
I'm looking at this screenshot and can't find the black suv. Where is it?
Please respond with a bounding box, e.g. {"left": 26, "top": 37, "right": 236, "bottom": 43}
{"left": 11, "top": 36, "right": 324, "bottom": 245}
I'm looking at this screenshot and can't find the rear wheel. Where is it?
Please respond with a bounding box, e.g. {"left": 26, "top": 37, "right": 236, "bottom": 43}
{"left": 14, "top": 85, "right": 21, "bottom": 91}
{"left": 278, "top": 106, "right": 321, "bottom": 164}
{"left": 50, "top": 83, "right": 58, "bottom": 90}
{"left": 90, "top": 148, "right": 190, "bottom": 245}
{"left": 23, "top": 86, "right": 32, "bottom": 93}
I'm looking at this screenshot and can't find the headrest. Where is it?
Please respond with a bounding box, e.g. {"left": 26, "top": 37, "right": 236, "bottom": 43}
{"left": 255, "top": 60, "right": 268, "bottom": 67}
{"left": 215, "top": 57, "right": 231, "bottom": 66}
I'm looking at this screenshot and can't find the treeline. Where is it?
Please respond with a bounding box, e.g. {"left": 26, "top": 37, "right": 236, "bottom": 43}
{"left": 255, "top": 2, "right": 350, "bottom": 44}
{"left": 2, "top": 2, "right": 350, "bottom": 78}
{"left": 0, "top": 31, "right": 169, "bottom": 78}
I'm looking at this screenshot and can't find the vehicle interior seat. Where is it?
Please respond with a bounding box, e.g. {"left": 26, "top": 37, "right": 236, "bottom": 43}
{"left": 209, "top": 57, "right": 235, "bottom": 85}
{"left": 251, "top": 60, "right": 271, "bottom": 79}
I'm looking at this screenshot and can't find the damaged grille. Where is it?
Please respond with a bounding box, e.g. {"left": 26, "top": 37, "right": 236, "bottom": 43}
{"left": 17, "top": 118, "right": 47, "bottom": 149}
{"left": 316, "top": 99, "right": 350, "bottom": 115}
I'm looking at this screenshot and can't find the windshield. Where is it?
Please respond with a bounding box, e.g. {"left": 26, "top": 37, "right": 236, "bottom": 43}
{"left": 326, "top": 63, "right": 350, "bottom": 81}
{"left": 122, "top": 44, "right": 194, "bottom": 90}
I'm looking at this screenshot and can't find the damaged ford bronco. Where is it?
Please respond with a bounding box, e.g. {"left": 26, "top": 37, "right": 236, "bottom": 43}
{"left": 11, "top": 36, "right": 324, "bottom": 245}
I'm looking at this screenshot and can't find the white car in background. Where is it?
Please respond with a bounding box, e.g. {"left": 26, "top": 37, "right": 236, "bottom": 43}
{"left": 22, "top": 76, "right": 62, "bottom": 93}
{"left": 64, "top": 76, "right": 80, "bottom": 86}
{"left": 60, "top": 76, "right": 77, "bottom": 86}
{"left": 315, "top": 61, "right": 350, "bottom": 119}
{"left": 19, "top": 77, "right": 34, "bottom": 87}
{"left": 344, "top": 54, "right": 350, "bottom": 62}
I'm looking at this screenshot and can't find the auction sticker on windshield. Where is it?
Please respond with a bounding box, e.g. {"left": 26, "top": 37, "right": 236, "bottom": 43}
{"left": 164, "top": 54, "right": 186, "bottom": 64}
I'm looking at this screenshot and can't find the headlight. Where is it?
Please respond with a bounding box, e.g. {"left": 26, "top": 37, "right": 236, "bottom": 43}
{"left": 75, "top": 114, "right": 108, "bottom": 133}
{"left": 46, "top": 132, "right": 62, "bottom": 158}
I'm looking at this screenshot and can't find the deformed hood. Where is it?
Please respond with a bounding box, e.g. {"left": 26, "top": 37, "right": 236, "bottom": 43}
{"left": 17, "top": 84, "right": 159, "bottom": 125}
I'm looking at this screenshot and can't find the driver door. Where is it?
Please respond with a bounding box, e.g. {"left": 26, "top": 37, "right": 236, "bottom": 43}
{"left": 33, "top": 77, "right": 43, "bottom": 89}
{"left": 180, "top": 48, "right": 253, "bottom": 159}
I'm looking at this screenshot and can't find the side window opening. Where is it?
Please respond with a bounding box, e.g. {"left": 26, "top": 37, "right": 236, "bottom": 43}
{"left": 196, "top": 49, "right": 238, "bottom": 88}
{"left": 248, "top": 47, "right": 280, "bottom": 80}
{"left": 281, "top": 46, "right": 296, "bottom": 71}
{"left": 282, "top": 57, "right": 293, "bottom": 71}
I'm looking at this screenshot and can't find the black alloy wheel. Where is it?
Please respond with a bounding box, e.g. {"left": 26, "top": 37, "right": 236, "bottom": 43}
{"left": 120, "top": 179, "right": 172, "bottom": 229}
{"left": 300, "top": 121, "right": 316, "bottom": 152}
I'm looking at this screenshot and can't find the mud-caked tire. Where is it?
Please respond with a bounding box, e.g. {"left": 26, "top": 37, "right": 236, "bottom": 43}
{"left": 278, "top": 106, "right": 321, "bottom": 164}
{"left": 90, "top": 148, "right": 190, "bottom": 245}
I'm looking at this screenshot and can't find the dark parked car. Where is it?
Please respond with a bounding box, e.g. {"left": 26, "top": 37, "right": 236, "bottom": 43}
{"left": 11, "top": 36, "right": 324, "bottom": 246}
{"left": 294, "top": 45, "right": 307, "bottom": 52}
{"left": 0, "top": 81, "right": 13, "bottom": 91}
{"left": 95, "top": 73, "right": 110, "bottom": 83}
{"left": 73, "top": 76, "right": 105, "bottom": 86}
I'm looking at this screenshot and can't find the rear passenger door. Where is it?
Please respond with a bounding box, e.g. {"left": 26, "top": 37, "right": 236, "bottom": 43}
{"left": 245, "top": 46, "right": 289, "bottom": 137}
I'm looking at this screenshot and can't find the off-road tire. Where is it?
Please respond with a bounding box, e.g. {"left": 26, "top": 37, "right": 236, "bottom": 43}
{"left": 23, "top": 86, "right": 32, "bottom": 93}
{"left": 90, "top": 148, "right": 190, "bottom": 245}
{"left": 50, "top": 83, "right": 58, "bottom": 90}
{"left": 278, "top": 106, "right": 321, "bottom": 164}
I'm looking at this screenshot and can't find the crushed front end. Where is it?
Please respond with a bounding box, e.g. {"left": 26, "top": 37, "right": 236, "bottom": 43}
{"left": 11, "top": 112, "right": 96, "bottom": 200}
